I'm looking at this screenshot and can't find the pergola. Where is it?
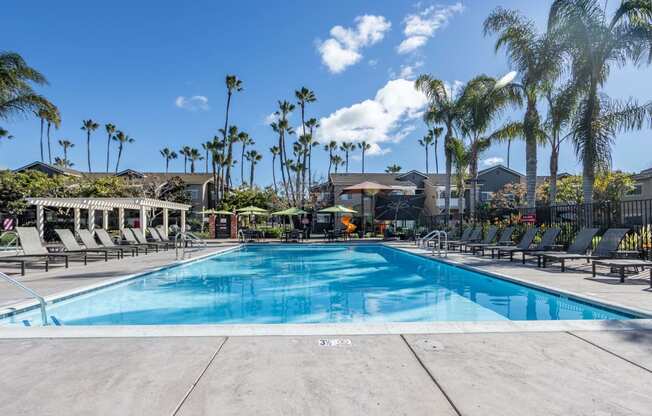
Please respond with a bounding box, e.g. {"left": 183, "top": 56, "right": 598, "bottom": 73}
{"left": 25, "top": 197, "right": 191, "bottom": 238}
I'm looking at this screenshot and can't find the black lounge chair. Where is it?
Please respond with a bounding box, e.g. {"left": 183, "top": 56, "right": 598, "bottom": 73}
{"left": 464, "top": 226, "right": 498, "bottom": 253}
{"left": 592, "top": 259, "right": 652, "bottom": 285}
{"left": 78, "top": 229, "right": 132, "bottom": 258}
{"left": 531, "top": 228, "right": 599, "bottom": 268}
{"left": 448, "top": 227, "right": 481, "bottom": 251}
{"left": 468, "top": 226, "right": 515, "bottom": 256}
{"left": 55, "top": 229, "right": 119, "bottom": 262}
{"left": 96, "top": 229, "right": 142, "bottom": 256}
{"left": 509, "top": 227, "right": 561, "bottom": 264}
{"left": 439, "top": 227, "right": 472, "bottom": 249}
{"left": 121, "top": 228, "right": 157, "bottom": 253}
{"left": 489, "top": 227, "right": 539, "bottom": 259}
{"left": 134, "top": 228, "right": 170, "bottom": 250}
{"left": 542, "top": 228, "right": 630, "bottom": 272}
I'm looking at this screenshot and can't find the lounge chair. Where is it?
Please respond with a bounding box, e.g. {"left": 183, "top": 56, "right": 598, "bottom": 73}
{"left": 123, "top": 228, "right": 161, "bottom": 252}
{"left": 54, "top": 229, "right": 118, "bottom": 262}
{"left": 133, "top": 228, "right": 169, "bottom": 251}
{"left": 447, "top": 227, "right": 481, "bottom": 251}
{"left": 78, "top": 229, "right": 133, "bottom": 258}
{"left": 541, "top": 228, "right": 630, "bottom": 272}
{"left": 0, "top": 227, "right": 85, "bottom": 274}
{"left": 508, "top": 227, "right": 561, "bottom": 264}
{"left": 592, "top": 259, "right": 652, "bottom": 285}
{"left": 468, "top": 226, "right": 515, "bottom": 256}
{"left": 441, "top": 226, "right": 472, "bottom": 248}
{"left": 464, "top": 226, "right": 498, "bottom": 253}
{"left": 96, "top": 228, "right": 142, "bottom": 256}
{"left": 488, "top": 227, "right": 539, "bottom": 259}
{"left": 531, "top": 228, "right": 599, "bottom": 268}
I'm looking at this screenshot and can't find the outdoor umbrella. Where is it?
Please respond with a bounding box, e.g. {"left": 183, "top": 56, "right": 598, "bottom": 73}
{"left": 272, "top": 207, "right": 308, "bottom": 231}
{"left": 342, "top": 182, "right": 392, "bottom": 237}
{"left": 236, "top": 206, "right": 268, "bottom": 213}
{"left": 199, "top": 209, "right": 234, "bottom": 237}
{"left": 318, "top": 205, "right": 357, "bottom": 233}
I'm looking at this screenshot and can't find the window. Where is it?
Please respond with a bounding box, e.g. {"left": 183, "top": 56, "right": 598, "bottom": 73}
{"left": 339, "top": 193, "right": 352, "bottom": 201}
{"left": 628, "top": 184, "right": 643, "bottom": 196}
{"left": 187, "top": 189, "right": 199, "bottom": 200}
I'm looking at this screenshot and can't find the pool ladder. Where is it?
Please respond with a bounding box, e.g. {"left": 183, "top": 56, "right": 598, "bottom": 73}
{"left": 429, "top": 231, "right": 448, "bottom": 257}
{"left": 0, "top": 271, "right": 49, "bottom": 326}
{"left": 175, "top": 232, "right": 207, "bottom": 260}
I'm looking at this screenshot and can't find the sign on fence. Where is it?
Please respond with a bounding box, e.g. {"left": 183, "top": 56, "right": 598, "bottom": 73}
{"left": 521, "top": 214, "right": 536, "bottom": 224}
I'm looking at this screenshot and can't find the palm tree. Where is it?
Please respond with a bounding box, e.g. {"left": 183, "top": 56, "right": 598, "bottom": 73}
{"left": 549, "top": 0, "right": 652, "bottom": 203}
{"left": 428, "top": 125, "right": 444, "bottom": 174}
{"left": 245, "top": 150, "right": 262, "bottom": 186}
{"left": 415, "top": 75, "right": 466, "bottom": 221}
{"left": 297, "top": 134, "right": 313, "bottom": 204}
{"left": 201, "top": 141, "right": 211, "bottom": 173}
{"left": 324, "top": 140, "right": 337, "bottom": 176}
{"left": 418, "top": 132, "right": 435, "bottom": 174}
{"left": 225, "top": 125, "right": 240, "bottom": 187}
{"left": 179, "top": 146, "right": 191, "bottom": 173}
{"left": 270, "top": 145, "right": 281, "bottom": 194}
{"left": 37, "top": 109, "right": 46, "bottom": 162}
{"left": 188, "top": 148, "right": 203, "bottom": 174}
{"left": 339, "top": 142, "right": 355, "bottom": 173}
{"left": 104, "top": 123, "right": 116, "bottom": 172}
{"left": 222, "top": 75, "right": 243, "bottom": 188}
{"left": 239, "top": 132, "right": 254, "bottom": 185}
{"left": 54, "top": 157, "right": 73, "bottom": 168}
{"left": 160, "top": 148, "right": 178, "bottom": 174}
{"left": 358, "top": 141, "right": 371, "bottom": 173}
{"left": 305, "top": 117, "right": 320, "bottom": 187}
{"left": 0, "top": 127, "right": 13, "bottom": 142}
{"left": 58, "top": 139, "right": 74, "bottom": 167}
{"left": 43, "top": 106, "right": 61, "bottom": 164}
{"left": 385, "top": 164, "right": 401, "bottom": 173}
{"left": 295, "top": 87, "right": 317, "bottom": 138}
{"left": 0, "top": 52, "right": 56, "bottom": 142}
{"left": 113, "top": 131, "right": 134, "bottom": 173}
{"left": 81, "top": 119, "right": 99, "bottom": 172}
{"left": 484, "top": 7, "right": 562, "bottom": 209}
{"left": 207, "top": 138, "right": 223, "bottom": 206}
{"left": 449, "top": 138, "right": 472, "bottom": 218}
{"left": 331, "top": 154, "right": 344, "bottom": 173}
{"left": 272, "top": 100, "right": 296, "bottom": 203}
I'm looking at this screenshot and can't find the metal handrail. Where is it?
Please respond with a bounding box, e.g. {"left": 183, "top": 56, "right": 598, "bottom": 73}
{"left": 417, "top": 230, "right": 439, "bottom": 247}
{"left": 0, "top": 271, "right": 48, "bottom": 326}
{"left": 175, "top": 231, "right": 207, "bottom": 260}
{"left": 432, "top": 231, "right": 448, "bottom": 257}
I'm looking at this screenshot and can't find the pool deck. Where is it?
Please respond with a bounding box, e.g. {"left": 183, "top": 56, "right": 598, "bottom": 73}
{"left": 1, "top": 241, "right": 651, "bottom": 415}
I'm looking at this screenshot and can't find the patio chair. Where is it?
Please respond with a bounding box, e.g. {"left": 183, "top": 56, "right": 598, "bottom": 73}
{"left": 468, "top": 226, "right": 515, "bottom": 256}
{"left": 441, "top": 226, "right": 473, "bottom": 249}
{"left": 447, "top": 227, "right": 481, "bottom": 251}
{"left": 531, "top": 228, "right": 599, "bottom": 268}
{"left": 464, "top": 226, "right": 498, "bottom": 253}
{"left": 54, "top": 229, "right": 119, "bottom": 262}
{"left": 78, "top": 229, "right": 133, "bottom": 258}
{"left": 120, "top": 228, "right": 154, "bottom": 254}
{"left": 488, "top": 227, "right": 539, "bottom": 259}
{"left": 592, "top": 258, "right": 652, "bottom": 286}
{"left": 155, "top": 226, "right": 171, "bottom": 242}
{"left": 96, "top": 228, "right": 142, "bottom": 256}
{"left": 284, "top": 229, "right": 303, "bottom": 243}
{"left": 0, "top": 227, "right": 85, "bottom": 274}
{"left": 542, "top": 228, "right": 630, "bottom": 272}
{"left": 506, "top": 227, "right": 561, "bottom": 264}
{"left": 129, "top": 228, "right": 168, "bottom": 251}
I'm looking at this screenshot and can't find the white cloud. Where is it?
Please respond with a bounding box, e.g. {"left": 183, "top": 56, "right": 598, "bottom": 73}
{"left": 264, "top": 112, "right": 278, "bottom": 125}
{"left": 398, "top": 2, "right": 465, "bottom": 54}
{"left": 317, "top": 78, "right": 428, "bottom": 156}
{"left": 175, "top": 95, "right": 209, "bottom": 111}
{"left": 482, "top": 157, "right": 504, "bottom": 167}
{"left": 392, "top": 61, "right": 424, "bottom": 80}
{"left": 317, "top": 15, "right": 391, "bottom": 74}
{"left": 368, "top": 59, "right": 378, "bottom": 67}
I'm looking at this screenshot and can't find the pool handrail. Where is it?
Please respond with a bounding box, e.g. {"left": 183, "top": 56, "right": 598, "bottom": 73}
{"left": 432, "top": 231, "right": 448, "bottom": 257}
{"left": 0, "top": 271, "right": 48, "bottom": 325}
{"left": 417, "top": 230, "right": 440, "bottom": 247}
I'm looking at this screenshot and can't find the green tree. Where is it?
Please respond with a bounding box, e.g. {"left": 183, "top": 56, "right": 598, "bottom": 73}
{"left": 357, "top": 141, "right": 371, "bottom": 173}
{"left": 201, "top": 141, "right": 211, "bottom": 173}
{"left": 339, "top": 142, "right": 354, "bottom": 173}
{"left": 549, "top": 0, "right": 652, "bottom": 203}
{"left": 104, "top": 123, "right": 117, "bottom": 172}
{"left": 0, "top": 170, "right": 71, "bottom": 215}
{"left": 160, "top": 147, "right": 178, "bottom": 174}
{"left": 245, "top": 149, "right": 262, "bottom": 186}
{"left": 179, "top": 146, "right": 191, "bottom": 174}
{"left": 188, "top": 147, "right": 203, "bottom": 174}
{"left": 113, "top": 131, "right": 134, "bottom": 173}
{"left": 385, "top": 164, "right": 402, "bottom": 173}
{"left": 331, "top": 154, "right": 344, "bottom": 173}
{"left": 81, "top": 119, "right": 99, "bottom": 172}
{"left": 222, "top": 75, "right": 243, "bottom": 189}
{"left": 271, "top": 100, "right": 296, "bottom": 203}
{"left": 43, "top": 106, "right": 61, "bottom": 164}
{"left": 239, "top": 132, "right": 254, "bottom": 185}
{"left": 269, "top": 145, "right": 280, "bottom": 195}
{"left": 57, "top": 139, "right": 74, "bottom": 166}
{"left": 490, "top": 182, "right": 527, "bottom": 210}
{"left": 0, "top": 127, "right": 13, "bottom": 142}
{"left": 324, "top": 140, "right": 337, "bottom": 177}
{"left": 594, "top": 172, "right": 636, "bottom": 203}
{"left": 305, "top": 118, "right": 320, "bottom": 187}
{"left": 449, "top": 137, "right": 472, "bottom": 217}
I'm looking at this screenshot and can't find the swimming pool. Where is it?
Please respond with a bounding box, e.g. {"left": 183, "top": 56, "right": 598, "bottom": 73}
{"left": 1, "top": 244, "right": 639, "bottom": 326}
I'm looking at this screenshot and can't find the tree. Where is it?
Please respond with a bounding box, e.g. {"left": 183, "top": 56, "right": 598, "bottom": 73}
{"left": 485, "top": 7, "right": 562, "bottom": 210}
{"left": 549, "top": 0, "right": 652, "bottom": 203}
{"left": 593, "top": 171, "right": 635, "bottom": 203}
{"left": 201, "top": 141, "right": 211, "bottom": 173}
{"left": 490, "top": 182, "right": 527, "bottom": 210}
{"left": 239, "top": 132, "right": 254, "bottom": 185}
{"left": 57, "top": 139, "right": 74, "bottom": 167}
{"left": 222, "top": 75, "right": 243, "bottom": 189}
{"left": 418, "top": 131, "right": 434, "bottom": 174}
{"left": 305, "top": 118, "right": 320, "bottom": 187}
{"left": 37, "top": 108, "right": 46, "bottom": 162}
{"left": 415, "top": 75, "right": 466, "bottom": 221}
{"left": 160, "top": 147, "right": 178, "bottom": 174}
{"left": 449, "top": 137, "right": 472, "bottom": 217}
{"left": 43, "top": 106, "right": 60, "bottom": 164}
{"left": 179, "top": 146, "right": 191, "bottom": 173}
{"left": 113, "top": 131, "right": 134, "bottom": 173}
{"left": 296, "top": 87, "right": 316, "bottom": 137}
{"left": 331, "top": 154, "right": 344, "bottom": 173}
{"left": 81, "top": 119, "right": 99, "bottom": 172}
{"left": 339, "top": 142, "right": 354, "bottom": 173}
{"left": 358, "top": 141, "right": 371, "bottom": 173}
{"left": 104, "top": 123, "right": 116, "bottom": 172}
{"left": 385, "top": 164, "right": 402, "bottom": 173}
{"left": 224, "top": 125, "right": 240, "bottom": 187}
{"left": 188, "top": 148, "right": 203, "bottom": 174}
{"left": 324, "top": 140, "right": 337, "bottom": 177}
{"left": 245, "top": 149, "right": 262, "bottom": 186}
{"left": 0, "top": 127, "right": 13, "bottom": 142}
{"left": 269, "top": 145, "right": 280, "bottom": 195}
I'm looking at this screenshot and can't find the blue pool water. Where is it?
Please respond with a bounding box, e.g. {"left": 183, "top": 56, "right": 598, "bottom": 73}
{"left": 2, "top": 245, "right": 637, "bottom": 326}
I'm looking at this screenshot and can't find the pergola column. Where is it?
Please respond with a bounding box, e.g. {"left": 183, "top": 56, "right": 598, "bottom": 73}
{"left": 118, "top": 208, "right": 125, "bottom": 233}
{"left": 102, "top": 210, "right": 109, "bottom": 230}
{"left": 180, "top": 210, "right": 186, "bottom": 233}
{"left": 139, "top": 206, "right": 148, "bottom": 238}
{"left": 73, "top": 208, "right": 81, "bottom": 234}
{"left": 87, "top": 208, "right": 96, "bottom": 234}
{"left": 35, "top": 205, "right": 45, "bottom": 239}
{"left": 162, "top": 208, "right": 169, "bottom": 233}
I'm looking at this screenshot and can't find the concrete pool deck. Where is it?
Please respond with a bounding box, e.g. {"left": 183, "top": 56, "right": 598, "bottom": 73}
{"left": 0, "top": 241, "right": 651, "bottom": 414}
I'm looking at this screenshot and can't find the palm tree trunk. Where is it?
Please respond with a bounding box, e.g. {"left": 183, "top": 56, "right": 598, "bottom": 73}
{"left": 507, "top": 138, "right": 512, "bottom": 168}
{"left": 469, "top": 142, "right": 479, "bottom": 219}
{"left": 39, "top": 118, "right": 44, "bottom": 162}
{"left": 221, "top": 92, "right": 232, "bottom": 196}
{"left": 191, "top": 160, "right": 195, "bottom": 174}
{"left": 106, "top": 134, "right": 111, "bottom": 172}
{"left": 444, "top": 127, "right": 453, "bottom": 222}
{"left": 279, "top": 135, "right": 290, "bottom": 201}
{"left": 549, "top": 144, "right": 559, "bottom": 205}
{"left": 361, "top": 150, "right": 365, "bottom": 173}
{"left": 582, "top": 82, "right": 599, "bottom": 205}
{"left": 272, "top": 155, "right": 278, "bottom": 195}
{"left": 524, "top": 98, "right": 539, "bottom": 210}
{"left": 250, "top": 162, "right": 255, "bottom": 186}
{"left": 46, "top": 122, "right": 52, "bottom": 164}
{"left": 327, "top": 150, "right": 333, "bottom": 177}
{"left": 87, "top": 131, "right": 92, "bottom": 172}
{"left": 240, "top": 144, "right": 246, "bottom": 185}
{"left": 205, "top": 150, "right": 209, "bottom": 173}
{"left": 115, "top": 145, "right": 123, "bottom": 173}
{"left": 434, "top": 138, "right": 439, "bottom": 174}
{"left": 425, "top": 146, "right": 429, "bottom": 174}
{"left": 345, "top": 152, "right": 349, "bottom": 173}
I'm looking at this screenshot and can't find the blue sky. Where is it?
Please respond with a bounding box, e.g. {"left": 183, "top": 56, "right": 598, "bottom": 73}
{"left": 2, "top": 0, "right": 651, "bottom": 184}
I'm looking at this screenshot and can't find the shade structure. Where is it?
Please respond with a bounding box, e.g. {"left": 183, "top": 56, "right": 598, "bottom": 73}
{"left": 200, "top": 209, "right": 234, "bottom": 215}
{"left": 272, "top": 207, "right": 308, "bottom": 216}
{"left": 342, "top": 181, "right": 392, "bottom": 193}
{"left": 236, "top": 206, "right": 268, "bottom": 213}
{"left": 318, "top": 205, "right": 357, "bottom": 214}
{"left": 238, "top": 210, "right": 269, "bottom": 216}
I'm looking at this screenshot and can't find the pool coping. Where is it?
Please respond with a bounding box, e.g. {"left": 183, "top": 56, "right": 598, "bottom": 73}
{"left": 0, "top": 242, "right": 650, "bottom": 338}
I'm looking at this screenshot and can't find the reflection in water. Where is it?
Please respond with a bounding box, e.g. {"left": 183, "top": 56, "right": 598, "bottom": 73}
{"left": 6, "top": 245, "right": 634, "bottom": 326}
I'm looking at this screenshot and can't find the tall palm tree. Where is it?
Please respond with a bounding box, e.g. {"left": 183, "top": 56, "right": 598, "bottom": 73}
{"left": 271, "top": 100, "right": 296, "bottom": 203}
{"left": 324, "top": 140, "right": 337, "bottom": 176}
{"left": 104, "top": 123, "right": 116, "bottom": 172}
{"left": 207, "top": 138, "right": 223, "bottom": 206}
{"left": 201, "top": 141, "right": 211, "bottom": 173}
{"left": 385, "top": 164, "right": 401, "bottom": 173}
{"left": 427, "top": 125, "right": 444, "bottom": 174}
{"left": 188, "top": 148, "right": 203, "bottom": 174}
{"left": 305, "top": 117, "right": 320, "bottom": 187}
{"left": 449, "top": 138, "right": 472, "bottom": 219}
{"left": 239, "top": 132, "right": 254, "bottom": 185}
{"left": 415, "top": 75, "right": 466, "bottom": 221}
{"left": 54, "top": 157, "right": 72, "bottom": 168}
{"left": 40, "top": 106, "right": 60, "bottom": 164}
{"left": 245, "top": 149, "right": 262, "bottom": 186}
{"left": 179, "top": 146, "right": 191, "bottom": 173}
{"left": 339, "top": 142, "right": 355, "bottom": 173}
{"left": 331, "top": 154, "right": 344, "bottom": 173}
{"left": 549, "top": 0, "right": 652, "bottom": 203}
{"left": 484, "top": 7, "right": 562, "bottom": 209}
{"left": 297, "top": 134, "right": 313, "bottom": 204}
{"left": 222, "top": 75, "right": 243, "bottom": 189}
{"left": 225, "top": 125, "right": 240, "bottom": 187}
{"left": 358, "top": 141, "right": 371, "bottom": 173}
{"left": 37, "top": 108, "right": 47, "bottom": 162}
{"left": 295, "top": 87, "right": 317, "bottom": 139}
{"left": 418, "top": 132, "right": 435, "bottom": 174}
{"left": 270, "top": 145, "right": 281, "bottom": 195}
{"left": 81, "top": 119, "right": 99, "bottom": 172}
{"left": 113, "top": 131, "right": 134, "bottom": 173}
{"left": 160, "top": 148, "right": 178, "bottom": 174}
{"left": 58, "top": 139, "right": 74, "bottom": 167}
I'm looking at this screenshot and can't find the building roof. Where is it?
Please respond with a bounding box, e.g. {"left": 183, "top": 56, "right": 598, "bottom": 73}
{"left": 13, "top": 161, "right": 83, "bottom": 177}
{"left": 633, "top": 167, "right": 652, "bottom": 180}
{"left": 329, "top": 173, "right": 416, "bottom": 187}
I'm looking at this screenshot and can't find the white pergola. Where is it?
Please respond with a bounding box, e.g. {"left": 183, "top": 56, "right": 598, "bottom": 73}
{"left": 26, "top": 197, "right": 191, "bottom": 238}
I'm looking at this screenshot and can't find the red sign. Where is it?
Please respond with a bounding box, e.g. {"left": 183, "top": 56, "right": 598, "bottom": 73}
{"left": 521, "top": 214, "right": 536, "bottom": 224}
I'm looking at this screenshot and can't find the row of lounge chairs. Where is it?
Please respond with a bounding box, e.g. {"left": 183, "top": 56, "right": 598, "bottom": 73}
{"left": 0, "top": 226, "right": 174, "bottom": 275}
{"left": 424, "top": 225, "right": 652, "bottom": 285}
